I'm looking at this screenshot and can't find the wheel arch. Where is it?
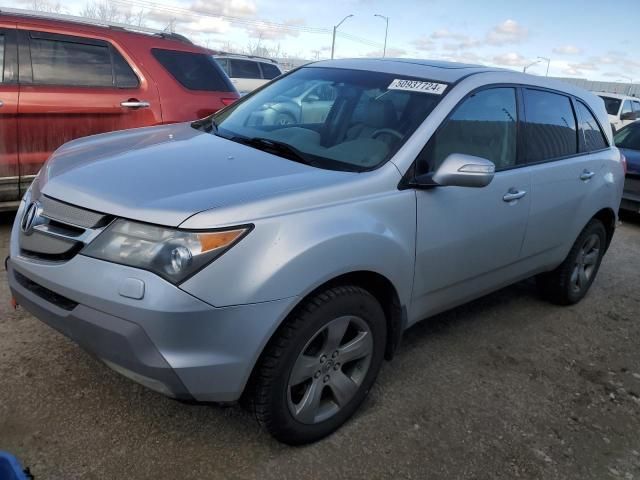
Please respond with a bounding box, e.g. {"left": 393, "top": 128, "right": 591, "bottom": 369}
{"left": 592, "top": 207, "right": 616, "bottom": 251}
{"left": 241, "top": 269, "right": 406, "bottom": 402}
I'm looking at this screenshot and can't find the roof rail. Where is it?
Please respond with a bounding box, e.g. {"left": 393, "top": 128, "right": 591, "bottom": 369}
{"left": 0, "top": 7, "right": 193, "bottom": 44}
{"left": 209, "top": 50, "right": 278, "bottom": 64}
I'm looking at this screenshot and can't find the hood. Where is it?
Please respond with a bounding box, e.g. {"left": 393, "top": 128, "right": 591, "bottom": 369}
{"left": 38, "top": 123, "right": 351, "bottom": 226}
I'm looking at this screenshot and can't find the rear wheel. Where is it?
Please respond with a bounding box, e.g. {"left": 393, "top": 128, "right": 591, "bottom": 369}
{"left": 536, "top": 219, "right": 607, "bottom": 305}
{"left": 251, "top": 285, "right": 386, "bottom": 445}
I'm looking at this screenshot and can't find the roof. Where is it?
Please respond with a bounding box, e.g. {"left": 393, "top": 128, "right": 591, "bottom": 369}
{"left": 592, "top": 91, "right": 637, "bottom": 100}
{"left": 307, "top": 58, "right": 502, "bottom": 83}
{"left": 0, "top": 8, "right": 193, "bottom": 45}
{"left": 209, "top": 51, "right": 278, "bottom": 64}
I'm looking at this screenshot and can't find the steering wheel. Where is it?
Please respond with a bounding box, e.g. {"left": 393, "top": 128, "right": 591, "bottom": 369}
{"left": 371, "top": 128, "right": 404, "bottom": 141}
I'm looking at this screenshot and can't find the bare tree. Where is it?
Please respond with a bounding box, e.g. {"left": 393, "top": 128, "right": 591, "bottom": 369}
{"left": 81, "top": 0, "right": 145, "bottom": 26}
{"left": 30, "top": 0, "right": 63, "bottom": 13}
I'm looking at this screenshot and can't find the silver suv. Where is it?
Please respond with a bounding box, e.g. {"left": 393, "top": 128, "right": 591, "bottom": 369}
{"left": 7, "top": 59, "right": 624, "bottom": 445}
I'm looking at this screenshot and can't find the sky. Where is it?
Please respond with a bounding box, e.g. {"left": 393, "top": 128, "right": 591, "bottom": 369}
{"left": 7, "top": 0, "right": 640, "bottom": 81}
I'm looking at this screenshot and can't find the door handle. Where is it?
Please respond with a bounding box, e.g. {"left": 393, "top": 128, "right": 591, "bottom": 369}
{"left": 120, "top": 100, "right": 150, "bottom": 109}
{"left": 503, "top": 188, "right": 527, "bottom": 202}
{"left": 0, "top": 100, "right": 4, "bottom": 108}
{"left": 580, "top": 170, "right": 595, "bottom": 181}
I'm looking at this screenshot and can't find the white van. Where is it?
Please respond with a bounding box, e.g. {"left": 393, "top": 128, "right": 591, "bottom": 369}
{"left": 213, "top": 54, "right": 283, "bottom": 95}
{"left": 594, "top": 92, "right": 640, "bottom": 132}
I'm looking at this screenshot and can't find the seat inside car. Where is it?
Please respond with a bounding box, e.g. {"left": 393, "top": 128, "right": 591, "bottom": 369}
{"left": 345, "top": 99, "right": 398, "bottom": 143}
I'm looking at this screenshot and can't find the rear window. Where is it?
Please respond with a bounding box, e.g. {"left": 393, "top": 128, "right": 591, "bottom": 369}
{"left": 575, "top": 101, "right": 608, "bottom": 152}
{"left": 524, "top": 89, "right": 577, "bottom": 163}
{"left": 30, "top": 34, "right": 113, "bottom": 87}
{"left": 599, "top": 96, "right": 621, "bottom": 116}
{"left": 260, "top": 62, "right": 281, "bottom": 80}
{"left": 152, "top": 48, "right": 232, "bottom": 92}
{"left": 229, "top": 59, "right": 262, "bottom": 79}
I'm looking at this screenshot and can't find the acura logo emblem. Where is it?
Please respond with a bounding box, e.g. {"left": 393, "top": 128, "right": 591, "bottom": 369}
{"left": 21, "top": 201, "right": 42, "bottom": 235}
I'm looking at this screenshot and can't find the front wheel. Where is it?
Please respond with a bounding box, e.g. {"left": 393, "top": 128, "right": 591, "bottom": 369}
{"left": 536, "top": 219, "right": 607, "bottom": 305}
{"left": 251, "top": 285, "right": 386, "bottom": 445}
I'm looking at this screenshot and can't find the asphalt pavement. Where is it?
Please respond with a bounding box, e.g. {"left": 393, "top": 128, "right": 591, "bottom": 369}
{"left": 1, "top": 212, "right": 639, "bottom": 479}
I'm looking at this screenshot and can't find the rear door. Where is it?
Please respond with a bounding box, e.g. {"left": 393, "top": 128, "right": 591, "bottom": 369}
{"left": 17, "top": 29, "right": 161, "bottom": 180}
{"left": 519, "top": 89, "right": 603, "bottom": 260}
{"left": 0, "top": 25, "right": 19, "bottom": 203}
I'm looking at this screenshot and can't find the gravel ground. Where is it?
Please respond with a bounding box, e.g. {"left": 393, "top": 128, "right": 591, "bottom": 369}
{"left": 0, "top": 212, "right": 639, "bottom": 480}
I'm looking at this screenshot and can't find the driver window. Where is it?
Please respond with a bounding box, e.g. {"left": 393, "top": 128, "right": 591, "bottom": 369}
{"left": 622, "top": 100, "right": 633, "bottom": 115}
{"left": 418, "top": 87, "right": 518, "bottom": 174}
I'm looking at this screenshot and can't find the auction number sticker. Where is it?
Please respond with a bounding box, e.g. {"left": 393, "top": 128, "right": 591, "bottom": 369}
{"left": 388, "top": 79, "right": 448, "bottom": 95}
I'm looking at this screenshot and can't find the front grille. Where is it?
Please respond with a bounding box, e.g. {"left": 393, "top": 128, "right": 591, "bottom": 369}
{"left": 14, "top": 270, "right": 78, "bottom": 311}
{"left": 19, "top": 196, "right": 112, "bottom": 262}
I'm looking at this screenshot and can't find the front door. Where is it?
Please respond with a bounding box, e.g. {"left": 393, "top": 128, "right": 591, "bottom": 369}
{"left": 17, "top": 29, "right": 161, "bottom": 182}
{"left": 411, "top": 87, "right": 531, "bottom": 321}
{"left": 0, "top": 24, "right": 19, "bottom": 204}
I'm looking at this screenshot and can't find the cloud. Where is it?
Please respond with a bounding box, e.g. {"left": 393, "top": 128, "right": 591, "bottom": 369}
{"left": 553, "top": 45, "right": 582, "bottom": 55}
{"left": 412, "top": 36, "right": 434, "bottom": 51}
{"left": 568, "top": 61, "right": 598, "bottom": 71}
{"left": 365, "top": 47, "right": 407, "bottom": 58}
{"left": 183, "top": 16, "right": 231, "bottom": 34}
{"left": 562, "top": 66, "right": 583, "bottom": 76}
{"left": 492, "top": 52, "right": 528, "bottom": 67}
{"left": 246, "top": 19, "right": 304, "bottom": 40}
{"left": 424, "top": 19, "right": 528, "bottom": 52}
{"left": 486, "top": 19, "right": 528, "bottom": 45}
{"left": 190, "top": 0, "right": 257, "bottom": 17}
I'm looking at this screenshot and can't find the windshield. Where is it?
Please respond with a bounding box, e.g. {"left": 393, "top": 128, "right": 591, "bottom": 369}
{"left": 599, "top": 96, "right": 622, "bottom": 116}
{"left": 614, "top": 123, "right": 640, "bottom": 150}
{"left": 204, "top": 67, "right": 446, "bottom": 171}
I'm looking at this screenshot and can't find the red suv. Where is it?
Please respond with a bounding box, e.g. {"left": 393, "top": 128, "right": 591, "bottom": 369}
{"left": 0, "top": 10, "right": 239, "bottom": 209}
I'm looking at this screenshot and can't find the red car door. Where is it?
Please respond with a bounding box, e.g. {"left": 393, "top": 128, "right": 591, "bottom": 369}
{"left": 0, "top": 23, "right": 20, "bottom": 204}
{"left": 16, "top": 29, "right": 162, "bottom": 179}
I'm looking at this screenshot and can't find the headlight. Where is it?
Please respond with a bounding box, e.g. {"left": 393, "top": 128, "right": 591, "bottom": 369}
{"left": 82, "top": 219, "right": 251, "bottom": 283}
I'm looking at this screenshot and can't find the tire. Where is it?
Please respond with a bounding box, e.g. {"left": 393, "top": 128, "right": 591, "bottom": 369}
{"left": 251, "top": 285, "right": 386, "bottom": 445}
{"left": 536, "top": 219, "right": 607, "bottom": 305}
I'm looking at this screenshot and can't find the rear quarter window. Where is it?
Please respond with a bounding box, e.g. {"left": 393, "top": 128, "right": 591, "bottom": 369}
{"left": 575, "top": 101, "right": 608, "bottom": 152}
{"left": 260, "top": 62, "right": 281, "bottom": 80}
{"left": 152, "top": 48, "right": 233, "bottom": 92}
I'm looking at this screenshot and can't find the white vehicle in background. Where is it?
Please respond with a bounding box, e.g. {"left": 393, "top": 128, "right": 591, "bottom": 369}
{"left": 594, "top": 92, "right": 640, "bottom": 132}
{"left": 212, "top": 53, "right": 283, "bottom": 95}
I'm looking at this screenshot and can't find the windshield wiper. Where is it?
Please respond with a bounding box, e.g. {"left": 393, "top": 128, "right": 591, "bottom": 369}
{"left": 232, "top": 136, "right": 315, "bottom": 166}
{"left": 191, "top": 115, "right": 218, "bottom": 133}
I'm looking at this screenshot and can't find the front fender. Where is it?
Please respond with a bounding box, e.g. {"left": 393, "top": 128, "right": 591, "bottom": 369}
{"left": 180, "top": 191, "right": 417, "bottom": 308}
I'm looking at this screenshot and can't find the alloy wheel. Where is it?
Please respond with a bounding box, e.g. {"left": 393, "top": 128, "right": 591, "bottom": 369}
{"left": 570, "top": 233, "right": 601, "bottom": 294}
{"left": 287, "top": 315, "right": 373, "bottom": 425}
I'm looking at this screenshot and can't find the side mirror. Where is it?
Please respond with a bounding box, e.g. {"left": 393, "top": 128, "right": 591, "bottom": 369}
{"left": 620, "top": 111, "right": 636, "bottom": 121}
{"left": 412, "top": 153, "right": 496, "bottom": 188}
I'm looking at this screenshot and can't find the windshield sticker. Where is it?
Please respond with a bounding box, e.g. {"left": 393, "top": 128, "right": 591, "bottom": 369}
{"left": 388, "top": 79, "right": 447, "bottom": 95}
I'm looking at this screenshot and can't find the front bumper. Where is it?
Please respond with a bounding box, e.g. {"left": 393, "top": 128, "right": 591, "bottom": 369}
{"left": 7, "top": 252, "right": 296, "bottom": 402}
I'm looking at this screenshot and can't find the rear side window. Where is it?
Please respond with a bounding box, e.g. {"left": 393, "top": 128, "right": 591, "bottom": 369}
{"left": 113, "top": 49, "right": 139, "bottom": 88}
{"left": 214, "top": 58, "right": 229, "bottom": 75}
{"left": 633, "top": 101, "right": 640, "bottom": 112}
{"left": 30, "top": 34, "right": 113, "bottom": 87}
{"left": 599, "top": 96, "right": 621, "bottom": 116}
{"left": 229, "top": 59, "right": 261, "bottom": 79}
{"left": 524, "top": 89, "right": 577, "bottom": 163}
{"left": 0, "top": 34, "right": 5, "bottom": 83}
{"left": 575, "top": 101, "right": 607, "bottom": 152}
{"left": 152, "top": 48, "right": 232, "bottom": 92}
{"left": 260, "top": 62, "right": 281, "bottom": 80}
{"left": 421, "top": 87, "right": 518, "bottom": 172}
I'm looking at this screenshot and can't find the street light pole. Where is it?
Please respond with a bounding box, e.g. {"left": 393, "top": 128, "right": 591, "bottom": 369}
{"left": 374, "top": 14, "right": 389, "bottom": 57}
{"left": 619, "top": 75, "right": 633, "bottom": 95}
{"left": 538, "top": 56, "right": 551, "bottom": 76}
{"left": 523, "top": 60, "right": 541, "bottom": 73}
{"left": 331, "top": 14, "right": 354, "bottom": 60}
